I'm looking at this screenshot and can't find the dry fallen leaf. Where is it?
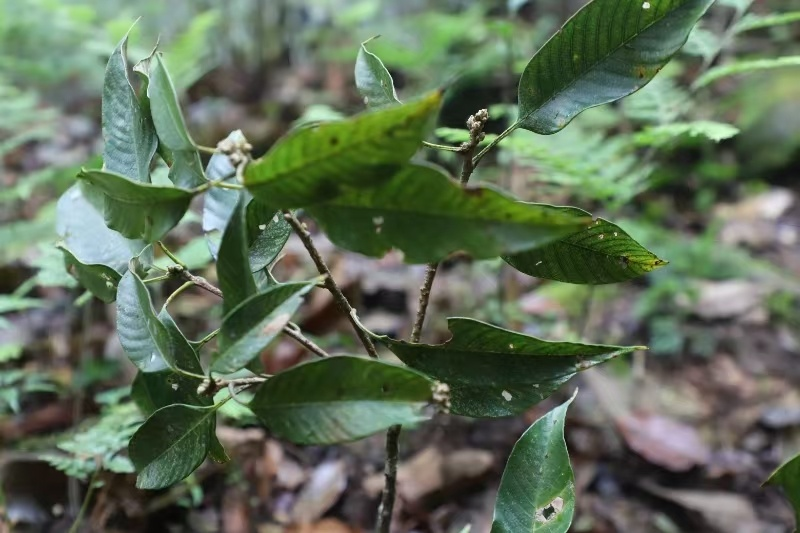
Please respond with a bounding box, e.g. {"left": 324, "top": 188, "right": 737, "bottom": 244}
{"left": 290, "top": 460, "right": 348, "bottom": 524}
{"left": 617, "top": 412, "right": 710, "bottom": 471}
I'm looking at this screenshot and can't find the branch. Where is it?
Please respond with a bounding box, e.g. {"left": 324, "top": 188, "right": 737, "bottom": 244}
{"left": 283, "top": 210, "right": 380, "bottom": 359}
{"left": 377, "top": 108, "right": 490, "bottom": 533}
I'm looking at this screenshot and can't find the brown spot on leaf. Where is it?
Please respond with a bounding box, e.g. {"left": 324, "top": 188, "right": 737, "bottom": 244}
{"left": 261, "top": 312, "right": 291, "bottom": 337}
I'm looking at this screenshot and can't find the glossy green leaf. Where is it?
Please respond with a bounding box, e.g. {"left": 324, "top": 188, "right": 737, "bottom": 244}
{"left": 504, "top": 207, "right": 667, "bottom": 284}
{"left": 383, "top": 318, "right": 636, "bottom": 417}
{"left": 249, "top": 356, "right": 434, "bottom": 444}
{"left": 306, "top": 163, "right": 587, "bottom": 263}
{"left": 167, "top": 148, "right": 207, "bottom": 190}
{"left": 765, "top": 453, "right": 800, "bottom": 527}
{"left": 129, "top": 404, "right": 215, "bottom": 489}
{"left": 56, "top": 184, "right": 149, "bottom": 301}
{"left": 244, "top": 91, "right": 442, "bottom": 208}
{"left": 355, "top": 37, "right": 400, "bottom": 109}
{"left": 693, "top": 56, "right": 800, "bottom": 88}
{"left": 203, "top": 130, "right": 245, "bottom": 258}
{"left": 491, "top": 393, "right": 576, "bottom": 533}
{"left": 735, "top": 11, "right": 800, "bottom": 33}
{"left": 213, "top": 282, "right": 314, "bottom": 374}
{"left": 217, "top": 193, "right": 257, "bottom": 314}
{"left": 132, "top": 370, "right": 208, "bottom": 416}
{"left": 102, "top": 32, "right": 157, "bottom": 183}
{"left": 117, "top": 265, "right": 202, "bottom": 373}
{"left": 77, "top": 169, "right": 193, "bottom": 242}
{"left": 516, "top": 0, "right": 714, "bottom": 134}
{"left": 247, "top": 207, "right": 290, "bottom": 272}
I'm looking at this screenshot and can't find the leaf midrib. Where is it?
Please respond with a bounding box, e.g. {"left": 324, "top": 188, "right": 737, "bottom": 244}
{"left": 139, "top": 408, "right": 213, "bottom": 476}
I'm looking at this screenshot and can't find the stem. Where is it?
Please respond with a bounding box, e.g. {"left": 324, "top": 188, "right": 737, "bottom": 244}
{"left": 472, "top": 122, "right": 518, "bottom": 168}
{"left": 377, "top": 425, "right": 401, "bottom": 533}
{"left": 158, "top": 241, "right": 187, "bottom": 269}
{"left": 282, "top": 210, "right": 380, "bottom": 359}
{"left": 143, "top": 273, "right": 172, "bottom": 284}
{"left": 195, "top": 144, "right": 219, "bottom": 155}
{"left": 410, "top": 263, "right": 438, "bottom": 343}
{"left": 284, "top": 322, "right": 329, "bottom": 358}
{"left": 213, "top": 180, "right": 244, "bottom": 190}
{"left": 67, "top": 467, "right": 100, "bottom": 533}
{"left": 422, "top": 140, "right": 463, "bottom": 152}
{"left": 171, "top": 266, "right": 224, "bottom": 298}
{"left": 164, "top": 281, "right": 194, "bottom": 308}
{"left": 377, "top": 108, "right": 491, "bottom": 533}
{"left": 195, "top": 328, "right": 219, "bottom": 349}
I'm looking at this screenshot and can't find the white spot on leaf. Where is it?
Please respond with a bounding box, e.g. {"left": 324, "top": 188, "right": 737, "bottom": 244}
{"left": 535, "top": 260, "right": 543, "bottom": 266}
{"left": 501, "top": 390, "right": 513, "bottom": 401}
{"left": 642, "top": 1, "right": 651, "bottom": 9}
{"left": 258, "top": 224, "right": 267, "bottom": 231}
{"left": 171, "top": 383, "right": 179, "bottom": 391}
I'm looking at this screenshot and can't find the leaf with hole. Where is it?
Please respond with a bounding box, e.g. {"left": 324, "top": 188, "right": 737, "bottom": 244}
{"left": 504, "top": 207, "right": 667, "bottom": 284}
{"left": 56, "top": 184, "right": 149, "bottom": 301}
{"left": 102, "top": 30, "right": 157, "bottom": 183}
{"left": 491, "top": 392, "right": 577, "bottom": 533}
{"left": 382, "top": 318, "right": 636, "bottom": 417}
{"left": 249, "top": 356, "right": 434, "bottom": 444}
{"left": 213, "top": 282, "right": 314, "bottom": 374}
{"left": 77, "top": 169, "right": 194, "bottom": 242}
{"left": 306, "top": 163, "right": 588, "bottom": 263}
{"left": 516, "top": 0, "right": 714, "bottom": 134}
{"left": 244, "top": 91, "right": 442, "bottom": 208}
{"left": 129, "top": 404, "right": 216, "bottom": 489}
{"left": 355, "top": 37, "right": 400, "bottom": 109}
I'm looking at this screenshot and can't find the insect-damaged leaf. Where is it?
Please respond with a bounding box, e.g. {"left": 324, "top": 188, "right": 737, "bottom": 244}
{"left": 306, "top": 163, "right": 587, "bottom": 264}
{"left": 382, "top": 318, "right": 638, "bottom": 417}
{"left": 516, "top": 0, "right": 714, "bottom": 134}
{"left": 491, "top": 393, "right": 577, "bottom": 533}
{"left": 504, "top": 207, "right": 667, "bottom": 284}
{"left": 244, "top": 91, "right": 442, "bottom": 208}
{"left": 249, "top": 356, "right": 434, "bottom": 444}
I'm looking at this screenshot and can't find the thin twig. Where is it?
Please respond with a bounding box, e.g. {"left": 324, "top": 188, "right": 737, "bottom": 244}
{"left": 164, "top": 281, "right": 194, "bottom": 308}
{"left": 410, "top": 263, "right": 439, "bottom": 343}
{"left": 171, "top": 266, "right": 223, "bottom": 298}
{"left": 377, "top": 109, "right": 491, "bottom": 533}
{"left": 158, "top": 241, "right": 187, "bottom": 269}
{"left": 284, "top": 322, "right": 329, "bottom": 358}
{"left": 283, "top": 210, "right": 380, "bottom": 359}
{"left": 422, "top": 140, "right": 463, "bottom": 152}
{"left": 377, "top": 424, "right": 402, "bottom": 533}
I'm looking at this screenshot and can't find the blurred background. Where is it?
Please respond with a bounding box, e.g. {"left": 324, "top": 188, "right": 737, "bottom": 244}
{"left": 1, "top": 0, "right": 800, "bottom": 531}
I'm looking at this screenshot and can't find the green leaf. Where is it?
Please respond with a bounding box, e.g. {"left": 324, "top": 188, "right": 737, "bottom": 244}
{"left": 355, "top": 37, "right": 401, "bottom": 109}
{"left": 516, "top": 0, "right": 714, "bottom": 134}
{"left": 102, "top": 31, "right": 157, "bottom": 183}
{"left": 56, "top": 184, "right": 149, "bottom": 301}
{"left": 129, "top": 404, "right": 215, "bottom": 489}
{"left": 382, "top": 318, "right": 635, "bottom": 417}
{"left": 735, "top": 11, "right": 800, "bottom": 33}
{"left": 249, "top": 356, "right": 434, "bottom": 444}
{"left": 765, "top": 453, "right": 800, "bottom": 527}
{"left": 217, "top": 193, "right": 257, "bottom": 314}
{"left": 491, "top": 392, "right": 576, "bottom": 533}
{"left": 694, "top": 56, "right": 800, "bottom": 88}
{"left": 306, "top": 163, "right": 588, "bottom": 264}
{"left": 203, "top": 130, "right": 245, "bottom": 258}
{"left": 244, "top": 91, "right": 442, "bottom": 208}
{"left": 117, "top": 265, "right": 202, "bottom": 373}
{"left": 77, "top": 169, "right": 193, "bottom": 242}
{"left": 136, "top": 51, "right": 206, "bottom": 189}
{"left": 247, "top": 205, "right": 291, "bottom": 272}
{"left": 213, "top": 282, "right": 314, "bottom": 374}
{"left": 145, "top": 53, "right": 194, "bottom": 152}
{"left": 632, "top": 121, "right": 739, "bottom": 147}
{"left": 131, "top": 370, "right": 209, "bottom": 416}
{"left": 58, "top": 247, "right": 121, "bottom": 303}
{"left": 504, "top": 207, "right": 667, "bottom": 284}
